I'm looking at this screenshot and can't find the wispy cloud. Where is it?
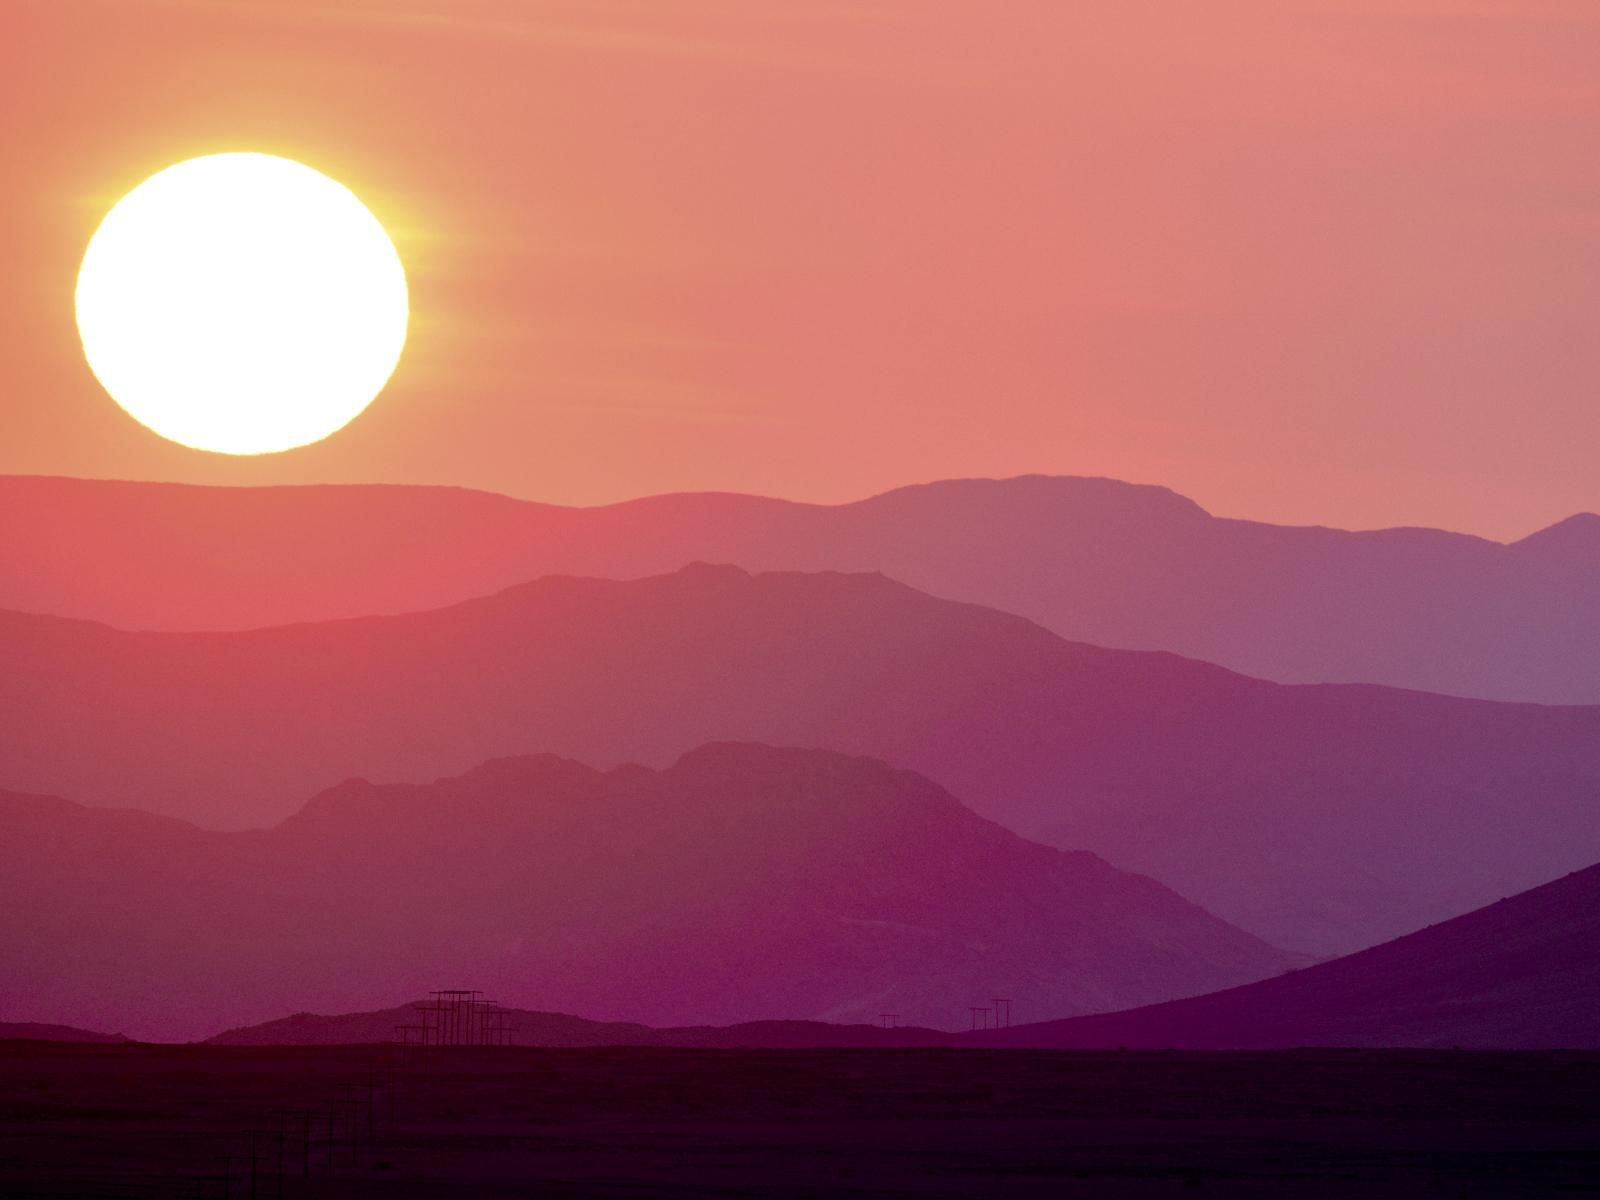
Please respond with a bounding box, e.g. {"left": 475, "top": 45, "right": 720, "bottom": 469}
{"left": 85, "top": 0, "right": 928, "bottom": 73}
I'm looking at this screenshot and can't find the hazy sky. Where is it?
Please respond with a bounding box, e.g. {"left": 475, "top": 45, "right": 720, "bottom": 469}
{"left": 2, "top": 0, "right": 1596, "bottom": 538}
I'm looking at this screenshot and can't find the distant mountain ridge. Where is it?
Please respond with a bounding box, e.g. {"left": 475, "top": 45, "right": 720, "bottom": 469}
{"left": 4, "top": 564, "right": 1600, "bottom": 956}
{"left": 974, "top": 861, "right": 1600, "bottom": 1050}
{"left": 4, "top": 473, "right": 1599, "bottom": 702}
{"left": 0, "top": 745, "right": 1294, "bottom": 1042}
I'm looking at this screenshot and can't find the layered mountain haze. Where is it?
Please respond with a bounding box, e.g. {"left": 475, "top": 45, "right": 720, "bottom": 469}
{"left": 0, "top": 746, "right": 1294, "bottom": 1043}
{"left": 5, "top": 474, "right": 1599, "bottom": 702}
{"left": 3, "top": 563, "right": 1600, "bottom": 955}
{"left": 976, "top": 862, "right": 1600, "bottom": 1051}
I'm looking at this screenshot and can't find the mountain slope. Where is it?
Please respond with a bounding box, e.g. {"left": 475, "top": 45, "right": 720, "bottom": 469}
{"left": 0, "top": 747, "right": 1294, "bottom": 1043}
{"left": 3, "top": 565, "right": 1599, "bottom": 955}
{"left": 4, "top": 473, "right": 1599, "bottom": 701}
{"left": 974, "top": 862, "right": 1600, "bottom": 1050}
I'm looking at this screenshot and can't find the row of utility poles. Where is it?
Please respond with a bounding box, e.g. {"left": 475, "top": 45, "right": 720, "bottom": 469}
{"left": 173, "top": 989, "right": 517, "bottom": 1199}
{"left": 969, "top": 998, "right": 1013, "bottom": 1030}
{"left": 170, "top": 991, "right": 1018, "bottom": 1195}
{"left": 882, "top": 999, "right": 1016, "bottom": 1032}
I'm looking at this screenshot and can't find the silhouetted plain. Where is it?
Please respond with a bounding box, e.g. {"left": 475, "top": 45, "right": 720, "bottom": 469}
{"left": 4, "top": 1041, "right": 1598, "bottom": 1197}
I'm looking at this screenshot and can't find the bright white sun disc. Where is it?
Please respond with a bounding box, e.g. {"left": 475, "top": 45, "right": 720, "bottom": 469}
{"left": 75, "top": 153, "right": 408, "bottom": 455}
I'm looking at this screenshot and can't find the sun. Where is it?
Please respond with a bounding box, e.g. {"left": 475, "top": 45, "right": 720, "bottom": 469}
{"left": 75, "top": 153, "right": 409, "bottom": 455}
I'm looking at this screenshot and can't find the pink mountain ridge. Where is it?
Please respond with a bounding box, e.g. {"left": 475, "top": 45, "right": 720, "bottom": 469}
{"left": 3, "top": 473, "right": 1599, "bottom": 702}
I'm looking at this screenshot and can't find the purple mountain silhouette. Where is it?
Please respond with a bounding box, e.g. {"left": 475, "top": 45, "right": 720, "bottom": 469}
{"left": 974, "top": 861, "right": 1600, "bottom": 1050}
{"left": 3, "top": 565, "right": 1599, "bottom": 955}
{"left": 4, "top": 474, "right": 1599, "bottom": 701}
{"left": 0, "top": 745, "right": 1293, "bottom": 1042}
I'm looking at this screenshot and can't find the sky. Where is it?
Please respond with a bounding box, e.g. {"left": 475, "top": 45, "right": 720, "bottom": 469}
{"left": 1, "top": 0, "right": 1597, "bottom": 539}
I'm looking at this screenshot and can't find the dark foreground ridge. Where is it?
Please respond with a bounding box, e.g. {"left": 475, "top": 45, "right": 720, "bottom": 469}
{"left": 2, "top": 1041, "right": 1597, "bottom": 1198}
{"left": 208, "top": 1005, "right": 954, "bottom": 1049}
{"left": 974, "top": 861, "right": 1600, "bottom": 1050}
{"left": 0, "top": 1022, "right": 128, "bottom": 1045}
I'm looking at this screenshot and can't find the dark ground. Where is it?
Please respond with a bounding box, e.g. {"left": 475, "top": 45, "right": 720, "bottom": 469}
{"left": 2, "top": 1041, "right": 1598, "bottom": 1197}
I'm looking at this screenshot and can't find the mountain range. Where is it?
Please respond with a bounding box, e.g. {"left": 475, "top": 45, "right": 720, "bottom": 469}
{"left": 0, "top": 744, "right": 1293, "bottom": 1042}
{"left": 4, "top": 563, "right": 1600, "bottom": 955}
{"left": 5, "top": 473, "right": 1600, "bottom": 702}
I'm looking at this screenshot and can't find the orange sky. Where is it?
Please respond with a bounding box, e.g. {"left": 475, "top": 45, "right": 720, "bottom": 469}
{"left": 2, "top": 0, "right": 1597, "bottom": 538}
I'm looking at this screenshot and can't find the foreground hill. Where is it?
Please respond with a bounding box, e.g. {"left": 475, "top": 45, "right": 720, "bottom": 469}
{"left": 977, "top": 862, "right": 1600, "bottom": 1050}
{"left": 208, "top": 1005, "right": 951, "bottom": 1049}
{"left": 0, "top": 746, "right": 1291, "bottom": 1042}
{"left": 4, "top": 474, "right": 1599, "bottom": 702}
{"left": 0, "top": 1023, "right": 128, "bottom": 1044}
{"left": 3, "top": 565, "right": 1599, "bottom": 954}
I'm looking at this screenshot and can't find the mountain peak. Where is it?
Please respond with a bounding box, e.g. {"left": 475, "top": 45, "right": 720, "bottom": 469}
{"left": 673, "top": 561, "right": 752, "bottom": 581}
{"left": 1510, "top": 512, "right": 1600, "bottom": 554}
{"left": 863, "top": 474, "right": 1210, "bottom": 521}
{"left": 281, "top": 754, "right": 607, "bottom": 832}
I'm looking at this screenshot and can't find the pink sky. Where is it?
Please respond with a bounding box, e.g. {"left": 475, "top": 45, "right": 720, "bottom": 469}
{"left": 2, "top": 0, "right": 1596, "bottom": 538}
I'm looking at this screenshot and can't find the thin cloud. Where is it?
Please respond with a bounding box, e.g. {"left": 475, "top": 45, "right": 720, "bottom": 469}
{"left": 89, "top": 0, "right": 928, "bottom": 73}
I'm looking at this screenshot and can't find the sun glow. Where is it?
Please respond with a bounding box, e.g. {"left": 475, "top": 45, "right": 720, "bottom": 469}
{"left": 75, "top": 153, "right": 409, "bottom": 455}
